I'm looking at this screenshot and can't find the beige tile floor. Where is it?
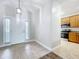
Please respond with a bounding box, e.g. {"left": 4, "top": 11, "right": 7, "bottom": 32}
{"left": 0, "top": 41, "right": 50, "bottom": 59}
{"left": 53, "top": 40, "right": 79, "bottom": 59}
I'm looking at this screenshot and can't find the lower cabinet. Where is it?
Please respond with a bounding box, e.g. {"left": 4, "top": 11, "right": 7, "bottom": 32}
{"left": 69, "top": 32, "right": 79, "bottom": 43}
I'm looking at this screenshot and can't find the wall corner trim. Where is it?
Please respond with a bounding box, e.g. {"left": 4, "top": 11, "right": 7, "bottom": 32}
{"left": 35, "top": 40, "right": 52, "bottom": 51}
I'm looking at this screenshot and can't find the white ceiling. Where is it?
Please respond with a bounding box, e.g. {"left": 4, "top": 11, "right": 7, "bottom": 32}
{"left": 0, "top": 0, "right": 50, "bottom": 6}
{"left": 0, "top": 0, "right": 52, "bottom": 17}
{"left": 0, "top": 0, "right": 52, "bottom": 13}
{"left": 52, "top": 0, "right": 79, "bottom": 17}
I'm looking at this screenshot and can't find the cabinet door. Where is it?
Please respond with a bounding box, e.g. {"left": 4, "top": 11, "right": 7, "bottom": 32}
{"left": 76, "top": 15, "right": 79, "bottom": 27}
{"left": 61, "top": 17, "right": 69, "bottom": 25}
{"left": 70, "top": 16, "right": 76, "bottom": 27}
{"left": 76, "top": 33, "right": 79, "bottom": 43}
{"left": 65, "top": 17, "right": 70, "bottom": 24}
{"left": 69, "top": 32, "right": 77, "bottom": 43}
{"left": 61, "top": 18, "right": 66, "bottom": 25}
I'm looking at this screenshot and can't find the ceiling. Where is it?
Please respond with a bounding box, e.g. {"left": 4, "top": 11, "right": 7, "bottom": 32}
{"left": 52, "top": 0, "right": 79, "bottom": 17}
{"left": 0, "top": 0, "right": 51, "bottom": 7}
{"left": 0, "top": 0, "right": 52, "bottom": 17}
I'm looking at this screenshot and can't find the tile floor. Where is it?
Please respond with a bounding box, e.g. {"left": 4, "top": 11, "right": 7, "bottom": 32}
{"left": 53, "top": 40, "right": 79, "bottom": 59}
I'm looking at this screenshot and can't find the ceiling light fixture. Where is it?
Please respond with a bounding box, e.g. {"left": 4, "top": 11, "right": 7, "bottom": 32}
{"left": 16, "top": 0, "right": 22, "bottom": 14}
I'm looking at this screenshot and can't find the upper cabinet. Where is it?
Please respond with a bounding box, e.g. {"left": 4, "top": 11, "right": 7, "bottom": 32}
{"left": 61, "top": 17, "right": 70, "bottom": 28}
{"left": 70, "top": 16, "right": 76, "bottom": 28}
{"left": 61, "top": 15, "right": 79, "bottom": 28}
{"left": 76, "top": 15, "right": 79, "bottom": 27}
{"left": 61, "top": 17, "right": 70, "bottom": 25}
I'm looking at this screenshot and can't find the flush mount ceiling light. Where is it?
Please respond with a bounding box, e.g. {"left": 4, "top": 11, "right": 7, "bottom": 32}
{"left": 16, "top": 0, "right": 22, "bottom": 14}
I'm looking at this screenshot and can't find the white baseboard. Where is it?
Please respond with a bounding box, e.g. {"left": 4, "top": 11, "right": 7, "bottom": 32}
{"left": 0, "top": 39, "right": 60, "bottom": 52}
{"left": 35, "top": 40, "right": 60, "bottom": 52}
{"left": 0, "top": 40, "right": 35, "bottom": 48}
{"left": 0, "top": 44, "right": 12, "bottom": 48}
{"left": 11, "top": 40, "right": 35, "bottom": 45}
{"left": 35, "top": 40, "right": 52, "bottom": 51}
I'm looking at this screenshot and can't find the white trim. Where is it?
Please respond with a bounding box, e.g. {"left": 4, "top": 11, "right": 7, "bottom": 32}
{"left": 35, "top": 40, "right": 60, "bottom": 52}
{"left": 11, "top": 40, "right": 35, "bottom": 44}
{"left": 36, "top": 40, "right": 52, "bottom": 51}
{"left": 0, "top": 40, "right": 35, "bottom": 48}
{"left": 0, "top": 39, "right": 60, "bottom": 52}
{"left": 0, "top": 44, "right": 12, "bottom": 48}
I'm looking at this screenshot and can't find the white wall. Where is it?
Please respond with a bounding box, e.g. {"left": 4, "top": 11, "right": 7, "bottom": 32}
{"left": 0, "top": 0, "right": 61, "bottom": 49}
{"left": 0, "top": 0, "right": 38, "bottom": 45}
{"left": 0, "top": 17, "right": 3, "bottom": 45}
{"left": 36, "top": 0, "right": 61, "bottom": 50}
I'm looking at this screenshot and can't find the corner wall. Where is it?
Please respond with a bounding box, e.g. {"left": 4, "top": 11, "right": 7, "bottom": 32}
{"left": 36, "top": 1, "right": 61, "bottom": 50}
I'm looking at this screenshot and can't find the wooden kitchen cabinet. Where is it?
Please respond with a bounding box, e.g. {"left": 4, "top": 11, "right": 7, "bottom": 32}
{"left": 61, "top": 17, "right": 70, "bottom": 25}
{"left": 69, "top": 32, "right": 79, "bottom": 43}
{"left": 61, "top": 18, "right": 65, "bottom": 25}
{"left": 76, "top": 15, "right": 79, "bottom": 27}
{"left": 68, "top": 15, "right": 79, "bottom": 28}
{"left": 61, "top": 14, "right": 79, "bottom": 28}
{"left": 69, "top": 16, "right": 77, "bottom": 27}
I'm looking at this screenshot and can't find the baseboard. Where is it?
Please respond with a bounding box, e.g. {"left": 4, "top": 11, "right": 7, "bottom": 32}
{"left": 11, "top": 40, "right": 35, "bottom": 45}
{"left": 35, "top": 40, "right": 52, "bottom": 51}
{"left": 0, "top": 40, "right": 35, "bottom": 48}
{"left": 35, "top": 40, "right": 61, "bottom": 52}
{"left": 0, "top": 44, "right": 12, "bottom": 48}
{"left": 0, "top": 39, "right": 60, "bottom": 52}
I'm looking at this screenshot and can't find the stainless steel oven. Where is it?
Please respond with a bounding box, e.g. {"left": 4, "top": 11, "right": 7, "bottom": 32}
{"left": 61, "top": 29, "right": 71, "bottom": 39}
